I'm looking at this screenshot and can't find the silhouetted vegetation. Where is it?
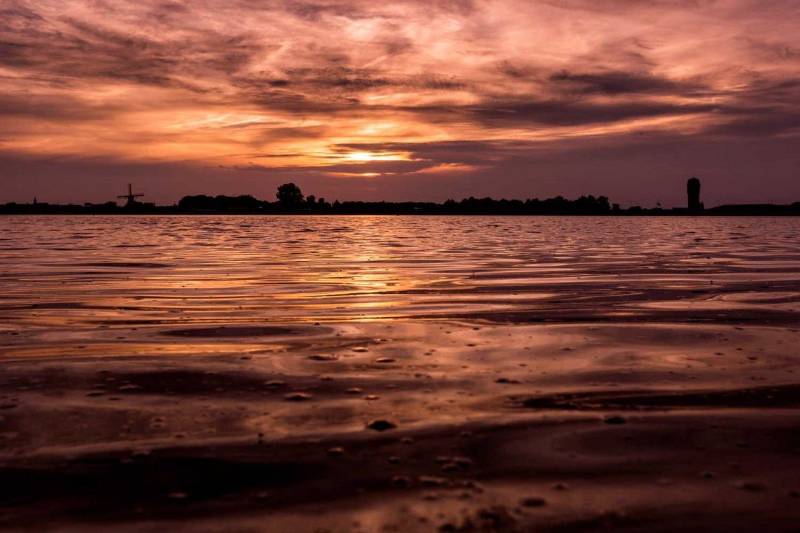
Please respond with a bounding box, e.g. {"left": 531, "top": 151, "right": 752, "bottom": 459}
{"left": 3, "top": 182, "right": 799, "bottom": 216}
{"left": 276, "top": 183, "right": 304, "bottom": 207}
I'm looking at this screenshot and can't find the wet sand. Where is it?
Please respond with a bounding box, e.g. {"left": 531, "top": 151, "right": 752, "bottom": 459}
{"left": 1, "top": 215, "right": 800, "bottom": 531}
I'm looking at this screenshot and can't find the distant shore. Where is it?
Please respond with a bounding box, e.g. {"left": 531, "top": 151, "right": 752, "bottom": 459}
{"left": 3, "top": 204, "right": 800, "bottom": 216}
{"left": 4, "top": 182, "right": 799, "bottom": 216}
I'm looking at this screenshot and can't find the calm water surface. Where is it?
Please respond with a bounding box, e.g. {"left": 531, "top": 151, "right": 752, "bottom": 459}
{"left": 3, "top": 215, "right": 799, "bottom": 323}
{"left": 1, "top": 215, "right": 800, "bottom": 531}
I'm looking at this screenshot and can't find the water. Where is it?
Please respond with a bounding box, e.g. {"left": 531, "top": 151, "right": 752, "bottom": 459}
{"left": 2, "top": 215, "right": 800, "bottom": 531}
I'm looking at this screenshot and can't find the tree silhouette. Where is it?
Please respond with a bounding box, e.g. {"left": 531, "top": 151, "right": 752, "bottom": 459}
{"left": 276, "top": 183, "right": 304, "bottom": 206}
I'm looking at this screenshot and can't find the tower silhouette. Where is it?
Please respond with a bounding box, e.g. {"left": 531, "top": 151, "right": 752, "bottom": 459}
{"left": 687, "top": 177, "right": 703, "bottom": 211}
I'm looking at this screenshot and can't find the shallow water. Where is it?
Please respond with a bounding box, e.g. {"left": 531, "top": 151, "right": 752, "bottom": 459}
{"left": 1, "top": 215, "right": 800, "bottom": 531}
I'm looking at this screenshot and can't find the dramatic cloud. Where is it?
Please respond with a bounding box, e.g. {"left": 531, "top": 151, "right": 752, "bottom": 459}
{"left": 0, "top": 0, "right": 799, "bottom": 204}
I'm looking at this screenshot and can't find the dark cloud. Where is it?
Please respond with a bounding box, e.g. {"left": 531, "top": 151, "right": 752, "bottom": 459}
{"left": 407, "top": 99, "right": 719, "bottom": 127}
{"left": 548, "top": 70, "right": 706, "bottom": 96}
{"left": 0, "top": 93, "right": 118, "bottom": 120}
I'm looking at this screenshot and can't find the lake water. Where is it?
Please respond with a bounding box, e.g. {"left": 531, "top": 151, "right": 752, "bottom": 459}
{"left": 2, "top": 215, "right": 800, "bottom": 531}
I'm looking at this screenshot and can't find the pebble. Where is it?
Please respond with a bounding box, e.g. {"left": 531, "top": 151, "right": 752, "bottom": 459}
{"left": 735, "top": 481, "right": 767, "bottom": 492}
{"left": 420, "top": 476, "right": 448, "bottom": 487}
{"left": 392, "top": 475, "right": 412, "bottom": 488}
{"left": 604, "top": 415, "right": 627, "bottom": 425}
{"left": 375, "top": 357, "right": 396, "bottom": 364}
{"left": 327, "top": 446, "right": 345, "bottom": 456}
{"left": 520, "top": 496, "right": 547, "bottom": 507}
{"left": 366, "top": 419, "right": 397, "bottom": 431}
{"left": 284, "top": 392, "right": 312, "bottom": 401}
{"left": 436, "top": 456, "right": 473, "bottom": 469}
{"left": 453, "top": 457, "right": 473, "bottom": 468}
{"left": 308, "top": 354, "right": 338, "bottom": 361}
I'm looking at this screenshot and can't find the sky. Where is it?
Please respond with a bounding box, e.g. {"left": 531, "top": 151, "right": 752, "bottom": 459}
{"left": 1, "top": 0, "right": 799, "bottom": 206}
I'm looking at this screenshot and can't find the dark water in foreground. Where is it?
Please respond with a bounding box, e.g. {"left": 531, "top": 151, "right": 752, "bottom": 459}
{"left": 1, "top": 216, "right": 800, "bottom": 531}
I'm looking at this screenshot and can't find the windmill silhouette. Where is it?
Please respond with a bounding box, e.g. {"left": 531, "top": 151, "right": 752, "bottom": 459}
{"left": 118, "top": 183, "right": 144, "bottom": 207}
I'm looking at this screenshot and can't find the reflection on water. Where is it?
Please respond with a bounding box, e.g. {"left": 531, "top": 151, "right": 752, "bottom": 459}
{"left": 2, "top": 215, "right": 799, "bottom": 327}
{"left": 1, "top": 215, "right": 800, "bottom": 531}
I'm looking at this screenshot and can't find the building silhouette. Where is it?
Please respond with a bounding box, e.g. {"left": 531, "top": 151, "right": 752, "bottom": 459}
{"left": 687, "top": 177, "right": 703, "bottom": 211}
{"left": 117, "top": 183, "right": 144, "bottom": 207}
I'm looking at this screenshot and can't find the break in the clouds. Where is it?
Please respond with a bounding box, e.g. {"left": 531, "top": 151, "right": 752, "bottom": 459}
{"left": 0, "top": 0, "right": 799, "bottom": 205}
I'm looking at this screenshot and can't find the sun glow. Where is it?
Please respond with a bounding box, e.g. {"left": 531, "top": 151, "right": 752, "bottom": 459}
{"left": 344, "top": 151, "right": 409, "bottom": 162}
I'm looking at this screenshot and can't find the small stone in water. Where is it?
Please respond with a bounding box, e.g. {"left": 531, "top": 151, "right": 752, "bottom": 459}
{"left": 346, "top": 387, "right": 363, "bottom": 394}
{"left": 375, "top": 357, "right": 396, "bottom": 363}
{"left": 284, "top": 392, "right": 312, "bottom": 401}
{"left": 735, "top": 481, "right": 767, "bottom": 492}
{"left": 419, "top": 476, "right": 447, "bottom": 487}
{"left": 604, "top": 415, "right": 627, "bottom": 425}
{"left": 392, "top": 475, "right": 412, "bottom": 488}
{"left": 327, "top": 446, "right": 345, "bottom": 456}
{"left": 308, "top": 354, "right": 338, "bottom": 361}
{"left": 520, "top": 496, "right": 547, "bottom": 507}
{"left": 366, "top": 419, "right": 397, "bottom": 431}
{"left": 453, "top": 457, "right": 473, "bottom": 468}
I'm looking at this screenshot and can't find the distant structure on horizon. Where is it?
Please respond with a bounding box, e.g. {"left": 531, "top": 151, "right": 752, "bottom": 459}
{"left": 117, "top": 183, "right": 144, "bottom": 207}
{"left": 4, "top": 178, "right": 800, "bottom": 216}
{"left": 687, "top": 177, "right": 704, "bottom": 211}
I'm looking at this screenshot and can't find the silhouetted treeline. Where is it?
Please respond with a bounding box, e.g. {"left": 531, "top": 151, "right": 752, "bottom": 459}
{"left": 708, "top": 203, "right": 800, "bottom": 215}
{"left": 3, "top": 182, "right": 800, "bottom": 215}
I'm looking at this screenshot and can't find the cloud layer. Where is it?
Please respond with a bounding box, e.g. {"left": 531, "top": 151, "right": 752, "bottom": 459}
{"left": 1, "top": 0, "right": 799, "bottom": 204}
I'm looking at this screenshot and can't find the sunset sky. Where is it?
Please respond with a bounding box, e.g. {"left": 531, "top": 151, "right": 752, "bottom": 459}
{"left": 1, "top": 0, "right": 798, "bottom": 206}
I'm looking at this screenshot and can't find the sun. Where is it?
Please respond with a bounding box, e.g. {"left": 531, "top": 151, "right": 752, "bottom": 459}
{"left": 343, "top": 151, "right": 410, "bottom": 163}
{"left": 346, "top": 151, "right": 379, "bottom": 162}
